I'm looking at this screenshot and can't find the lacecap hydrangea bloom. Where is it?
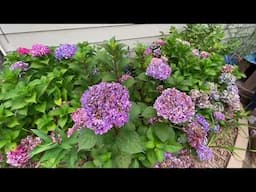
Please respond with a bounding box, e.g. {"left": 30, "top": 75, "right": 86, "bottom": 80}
{"left": 146, "top": 58, "right": 172, "bottom": 80}
{"left": 154, "top": 88, "right": 195, "bottom": 124}
{"left": 54, "top": 44, "right": 77, "bottom": 60}
{"left": 30, "top": 44, "right": 50, "bottom": 57}
{"left": 80, "top": 82, "right": 132, "bottom": 135}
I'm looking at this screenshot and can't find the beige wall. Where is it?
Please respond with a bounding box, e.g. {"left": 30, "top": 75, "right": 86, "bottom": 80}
{"left": 0, "top": 24, "right": 185, "bottom": 53}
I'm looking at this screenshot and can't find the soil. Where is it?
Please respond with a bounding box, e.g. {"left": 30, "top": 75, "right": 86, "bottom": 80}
{"left": 193, "top": 128, "right": 238, "bottom": 168}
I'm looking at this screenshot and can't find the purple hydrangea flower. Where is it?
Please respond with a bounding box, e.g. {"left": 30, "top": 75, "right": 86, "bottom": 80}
{"left": 196, "top": 144, "right": 213, "bottom": 161}
{"left": 213, "top": 124, "right": 221, "bottom": 133}
{"left": 183, "top": 121, "right": 207, "bottom": 148}
{"left": 154, "top": 151, "right": 194, "bottom": 168}
{"left": 144, "top": 47, "right": 152, "bottom": 55}
{"left": 80, "top": 82, "right": 132, "bottom": 135}
{"left": 146, "top": 58, "right": 172, "bottom": 80}
{"left": 213, "top": 111, "right": 225, "bottom": 121}
{"left": 222, "top": 64, "right": 234, "bottom": 73}
{"left": 219, "top": 72, "right": 236, "bottom": 85}
{"left": 10, "top": 61, "right": 29, "bottom": 71}
{"left": 192, "top": 49, "right": 200, "bottom": 57}
{"left": 154, "top": 88, "right": 195, "bottom": 124}
{"left": 119, "top": 74, "right": 133, "bottom": 83}
{"left": 189, "top": 90, "right": 212, "bottom": 109}
{"left": 6, "top": 136, "right": 41, "bottom": 168}
{"left": 30, "top": 44, "right": 50, "bottom": 57}
{"left": 200, "top": 51, "right": 210, "bottom": 59}
{"left": 67, "top": 108, "right": 88, "bottom": 137}
{"left": 227, "top": 84, "right": 239, "bottom": 95}
{"left": 54, "top": 44, "right": 77, "bottom": 60}
{"left": 195, "top": 114, "right": 210, "bottom": 132}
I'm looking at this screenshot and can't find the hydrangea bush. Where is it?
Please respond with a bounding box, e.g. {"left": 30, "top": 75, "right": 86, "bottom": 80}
{"left": 0, "top": 25, "right": 248, "bottom": 168}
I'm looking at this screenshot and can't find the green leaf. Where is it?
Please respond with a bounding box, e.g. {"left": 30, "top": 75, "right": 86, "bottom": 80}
{"left": 137, "top": 73, "right": 148, "bottom": 81}
{"left": 30, "top": 143, "right": 58, "bottom": 158}
{"left": 141, "top": 106, "right": 156, "bottom": 119}
{"left": 146, "top": 128, "right": 154, "bottom": 140}
{"left": 10, "top": 130, "right": 20, "bottom": 140}
{"left": 0, "top": 140, "right": 9, "bottom": 149}
{"left": 152, "top": 123, "right": 175, "bottom": 142}
{"left": 11, "top": 100, "right": 27, "bottom": 110}
{"left": 123, "top": 78, "right": 136, "bottom": 88}
{"left": 54, "top": 98, "right": 62, "bottom": 106}
{"left": 7, "top": 119, "right": 20, "bottom": 128}
{"left": 145, "top": 141, "right": 155, "bottom": 149}
{"left": 17, "top": 107, "right": 28, "bottom": 116}
{"left": 40, "top": 148, "right": 63, "bottom": 163}
{"left": 114, "top": 153, "right": 132, "bottom": 168}
{"left": 30, "top": 62, "right": 44, "bottom": 69}
{"left": 130, "top": 159, "right": 140, "bottom": 168}
{"left": 102, "top": 72, "right": 116, "bottom": 82}
{"left": 35, "top": 102, "right": 47, "bottom": 113}
{"left": 123, "top": 122, "right": 136, "bottom": 131}
{"left": 83, "top": 161, "right": 96, "bottom": 168}
{"left": 129, "top": 102, "right": 141, "bottom": 121}
{"left": 25, "top": 92, "right": 37, "bottom": 104}
{"left": 40, "top": 58, "right": 50, "bottom": 65}
{"left": 116, "top": 129, "right": 143, "bottom": 154}
{"left": 31, "top": 129, "right": 52, "bottom": 143}
{"left": 78, "top": 129, "right": 97, "bottom": 151}
{"left": 58, "top": 117, "right": 67, "bottom": 128}
{"left": 147, "top": 150, "right": 158, "bottom": 165}
{"left": 155, "top": 148, "right": 165, "bottom": 162}
{"left": 163, "top": 143, "right": 183, "bottom": 153}
{"left": 103, "top": 160, "right": 113, "bottom": 168}
{"left": 69, "top": 148, "right": 78, "bottom": 167}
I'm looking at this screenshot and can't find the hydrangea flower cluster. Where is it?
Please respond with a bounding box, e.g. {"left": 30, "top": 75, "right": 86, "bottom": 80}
{"left": 144, "top": 39, "right": 165, "bottom": 58}
{"left": 80, "top": 82, "right": 132, "bottom": 135}
{"left": 219, "top": 73, "right": 236, "bottom": 85}
{"left": 17, "top": 47, "right": 30, "bottom": 55}
{"left": 222, "top": 64, "right": 234, "bottom": 73}
{"left": 154, "top": 151, "right": 194, "bottom": 168}
{"left": 183, "top": 121, "right": 212, "bottom": 161}
{"left": 190, "top": 89, "right": 212, "bottom": 109}
{"left": 213, "top": 111, "right": 225, "bottom": 121}
{"left": 67, "top": 108, "right": 88, "bottom": 137}
{"left": 30, "top": 44, "right": 50, "bottom": 57}
{"left": 146, "top": 58, "right": 172, "bottom": 80}
{"left": 154, "top": 88, "right": 195, "bottom": 124}
{"left": 192, "top": 49, "right": 210, "bottom": 58}
{"left": 119, "top": 74, "right": 133, "bottom": 83}
{"left": 6, "top": 136, "right": 41, "bottom": 167}
{"left": 195, "top": 114, "right": 210, "bottom": 132}
{"left": 54, "top": 44, "right": 77, "bottom": 60}
{"left": 10, "top": 61, "right": 29, "bottom": 71}
{"left": 176, "top": 38, "right": 191, "bottom": 46}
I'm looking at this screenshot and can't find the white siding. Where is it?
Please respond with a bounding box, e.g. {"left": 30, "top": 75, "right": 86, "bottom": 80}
{"left": 0, "top": 24, "right": 185, "bottom": 52}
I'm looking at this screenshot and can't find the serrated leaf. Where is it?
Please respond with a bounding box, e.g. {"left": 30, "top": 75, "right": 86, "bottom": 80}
{"left": 152, "top": 123, "right": 175, "bottom": 142}
{"left": 25, "top": 92, "right": 37, "bottom": 103}
{"left": 31, "top": 129, "right": 52, "bottom": 142}
{"left": 163, "top": 143, "right": 183, "bottom": 153}
{"left": 83, "top": 161, "right": 96, "bottom": 168}
{"left": 129, "top": 102, "right": 141, "bottom": 121}
{"left": 130, "top": 159, "right": 140, "bottom": 168}
{"left": 58, "top": 117, "right": 67, "bottom": 128}
{"left": 78, "top": 129, "right": 97, "bottom": 151}
{"left": 147, "top": 150, "right": 158, "bottom": 165}
{"left": 35, "top": 102, "right": 47, "bottom": 113}
{"left": 30, "top": 143, "right": 59, "bottom": 158}
{"left": 114, "top": 153, "right": 131, "bottom": 168}
{"left": 123, "top": 78, "right": 136, "bottom": 88}
{"left": 11, "top": 100, "right": 27, "bottom": 110}
{"left": 54, "top": 98, "right": 62, "bottom": 106}
{"left": 137, "top": 73, "right": 148, "bottom": 81}
{"left": 155, "top": 148, "right": 165, "bottom": 162}
{"left": 141, "top": 106, "right": 156, "bottom": 119}
{"left": 7, "top": 119, "right": 20, "bottom": 128}
{"left": 69, "top": 148, "right": 78, "bottom": 167}
{"left": 102, "top": 72, "right": 116, "bottom": 82}
{"left": 116, "top": 129, "right": 143, "bottom": 154}
{"left": 0, "top": 140, "right": 9, "bottom": 149}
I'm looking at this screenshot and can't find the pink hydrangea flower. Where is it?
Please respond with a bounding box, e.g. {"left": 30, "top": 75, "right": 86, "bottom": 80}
{"left": 17, "top": 47, "right": 30, "bottom": 55}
